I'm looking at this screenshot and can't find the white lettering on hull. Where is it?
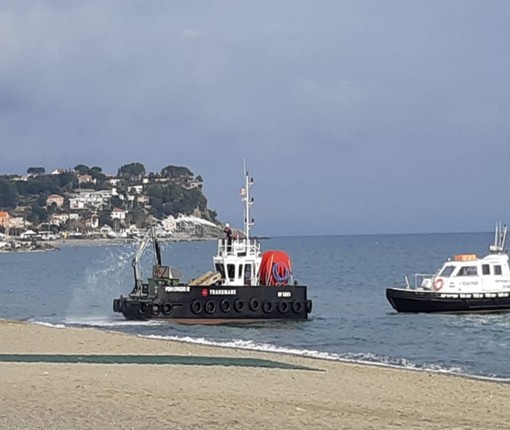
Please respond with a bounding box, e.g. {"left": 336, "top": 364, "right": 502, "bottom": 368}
{"left": 209, "top": 289, "right": 237, "bottom": 296}
{"left": 165, "top": 286, "right": 191, "bottom": 293}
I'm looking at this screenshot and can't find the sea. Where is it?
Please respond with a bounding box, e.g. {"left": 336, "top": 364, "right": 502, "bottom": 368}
{"left": 1, "top": 232, "right": 509, "bottom": 382}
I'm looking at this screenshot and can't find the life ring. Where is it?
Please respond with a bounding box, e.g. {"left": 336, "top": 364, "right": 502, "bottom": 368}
{"left": 234, "top": 299, "right": 245, "bottom": 312}
{"left": 205, "top": 300, "right": 216, "bottom": 314}
{"left": 220, "top": 299, "right": 232, "bottom": 313}
{"left": 262, "top": 300, "right": 274, "bottom": 313}
{"left": 162, "top": 303, "right": 172, "bottom": 315}
{"left": 278, "top": 301, "right": 289, "bottom": 314}
{"left": 151, "top": 304, "right": 161, "bottom": 316}
{"left": 292, "top": 301, "right": 304, "bottom": 314}
{"left": 249, "top": 298, "right": 261, "bottom": 312}
{"left": 191, "top": 300, "right": 203, "bottom": 314}
{"left": 434, "top": 278, "right": 444, "bottom": 291}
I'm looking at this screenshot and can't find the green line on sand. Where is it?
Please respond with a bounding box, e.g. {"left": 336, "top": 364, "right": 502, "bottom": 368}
{"left": 0, "top": 354, "right": 319, "bottom": 370}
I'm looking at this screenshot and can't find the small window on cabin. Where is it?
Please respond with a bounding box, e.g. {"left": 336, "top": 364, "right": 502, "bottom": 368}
{"left": 457, "top": 266, "right": 478, "bottom": 276}
{"left": 439, "top": 265, "right": 455, "bottom": 277}
{"left": 238, "top": 264, "right": 243, "bottom": 278}
{"left": 482, "top": 265, "right": 490, "bottom": 275}
{"left": 215, "top": 263, "right": 225, "bottom": 278}
{"left": 494, "top": 265, "right": 502, "bottom": 275}
{"left": 245, "top": 264, "right": 252, "bottom": 280}
{"left": 227, "top": 264, "right": 235, "bottom": 279}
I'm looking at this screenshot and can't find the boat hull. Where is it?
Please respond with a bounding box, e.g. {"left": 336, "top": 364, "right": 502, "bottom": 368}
{"left": 114, "top": 284, "right": 311, "bottom": 321}
{"left": 386, "top": 288, "right": 510, "bottom": 313}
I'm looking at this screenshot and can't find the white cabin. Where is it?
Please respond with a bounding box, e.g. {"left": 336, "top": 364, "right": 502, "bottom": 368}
{"left": 212, "top": 169, "right": 262, "bottom": 287}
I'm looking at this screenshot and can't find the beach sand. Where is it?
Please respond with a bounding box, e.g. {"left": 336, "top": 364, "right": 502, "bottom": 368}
{"left": 0, "top": 320, "right": 509, "bottom": 430}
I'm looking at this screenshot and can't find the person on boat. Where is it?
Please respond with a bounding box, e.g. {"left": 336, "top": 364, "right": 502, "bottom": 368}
{"left": 224, "top": 223, "right": 233, "bottom": 253}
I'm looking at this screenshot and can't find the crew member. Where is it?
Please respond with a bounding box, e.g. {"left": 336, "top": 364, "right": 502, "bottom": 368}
{"left": 224, "top": 223, "right": 233, "bottom": 253}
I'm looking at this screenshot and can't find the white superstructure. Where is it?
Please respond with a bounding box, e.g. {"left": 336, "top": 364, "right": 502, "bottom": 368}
{"left": 212, "top": 169, "right": 262, "bottom": 286}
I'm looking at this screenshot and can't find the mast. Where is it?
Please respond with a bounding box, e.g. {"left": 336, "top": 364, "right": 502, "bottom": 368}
{"left": 490, "top": 221, "right": 507, "bottom": 254}
{"left": 242, "top": 162, "right": 254, "bottom": 241}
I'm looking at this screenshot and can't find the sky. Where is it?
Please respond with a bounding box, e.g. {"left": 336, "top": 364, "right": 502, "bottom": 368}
{"left": 1, "top": 1, "right": 509, "bottom": 236}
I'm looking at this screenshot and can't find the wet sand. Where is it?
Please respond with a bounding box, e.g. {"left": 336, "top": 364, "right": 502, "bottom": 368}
{"left": 0, "top": 319, "right": 509, "bottom": 430}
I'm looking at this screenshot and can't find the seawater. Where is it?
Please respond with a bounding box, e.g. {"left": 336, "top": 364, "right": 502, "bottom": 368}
{"left": 1, "top": 233, "right": 509, "bottom": 381}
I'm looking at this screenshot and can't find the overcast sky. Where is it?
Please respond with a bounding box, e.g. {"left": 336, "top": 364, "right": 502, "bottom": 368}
{"left": 1, "top": 1, "right": 509, "bottom": 235}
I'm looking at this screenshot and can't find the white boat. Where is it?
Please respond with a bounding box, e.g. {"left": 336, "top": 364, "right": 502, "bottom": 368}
{"left": 386, "top": 223, "right": 510, "bottom": 313}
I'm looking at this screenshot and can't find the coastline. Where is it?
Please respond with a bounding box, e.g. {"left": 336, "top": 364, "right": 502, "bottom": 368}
{"left": 1, "top": 319, "right": 509, "bottom": 429}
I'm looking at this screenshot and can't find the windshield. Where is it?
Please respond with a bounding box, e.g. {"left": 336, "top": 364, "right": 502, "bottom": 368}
{"left": 439, "top": 265, "right": 455, "bottom": 277}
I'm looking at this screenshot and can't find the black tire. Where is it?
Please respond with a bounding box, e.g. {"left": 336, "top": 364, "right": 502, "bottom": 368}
{"left": 162, "top": 303, "right": 172, "bottom": 315}
{"left": 191, "top": 300, "right": 203, "bottom": 314}
{"left": 292, "top": 301, "right": 304, "bottom": 314}
{"left": 234, "top": 299, "right": 245, "bottom": 312}
{"left": 262, "top": 301, "right": 274, "bottom": 313}
{"left": 220, "top": 299, "right": 232, "bottom": 313}
{"left": 139, "top": 302, "right": 148, "bottom": 315}
{"left": 205, "top": 300, "right": 216, "bottom": 314}
{"left": 113, "top": 299, "right": 119, "bottom": 312}
{"left": 151, "top": 304, "right": 161, "bottom": 316}
{"left": 277, "top": 301, "right": 289, "bottom": 314}
{"left": 305, "top": 300, "right": 313, "bottom": 313}
{"left": 249, "top": 298, "right": 261, "bottom": 312}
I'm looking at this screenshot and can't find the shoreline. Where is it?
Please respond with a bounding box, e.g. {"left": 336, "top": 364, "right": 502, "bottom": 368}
{"left": 1, "top": 319, "right": 510, "bottom": 429}
{"left": 24, "top": 319, "right": 510, "bottom": 385}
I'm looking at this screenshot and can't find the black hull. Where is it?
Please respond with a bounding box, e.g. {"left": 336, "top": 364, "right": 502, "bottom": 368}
{"left": 114, "top": 284, "right": 311, "bottom": 321}
{"left": 386, "top": 288, "right": 510, "bottom": 313}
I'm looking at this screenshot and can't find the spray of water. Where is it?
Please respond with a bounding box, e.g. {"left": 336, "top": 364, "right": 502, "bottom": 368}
{"left": 64, "top": 245, "right": 135, "bottom": 324}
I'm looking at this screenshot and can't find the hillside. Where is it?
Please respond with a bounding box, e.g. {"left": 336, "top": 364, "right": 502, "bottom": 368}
{"left": 0, "top": 163, "right": 222, "bottom": 240}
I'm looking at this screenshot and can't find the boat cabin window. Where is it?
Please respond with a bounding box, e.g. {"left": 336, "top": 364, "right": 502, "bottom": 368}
{"left": 227, "top": 264, "right": 235, "bottom": 280}
{"left": 244, "top": 264, "right": 252, "bottom": 285}
{"left": 439, "top": 265, "right": 455, "bottom": 277}
{"left": 215, "top": 263, "right": 225, "bottom": 278}
{"left": 457, "top": 266, "right": 478, "bottom": 276}
{"left": 482, "top": 264, "right": 490, "bottom": 275}
{"left": 494, "top": 265, "right": 502, "bottom": 275}
{"left": 238, "top": 264, "right": 243, "bottom": 278}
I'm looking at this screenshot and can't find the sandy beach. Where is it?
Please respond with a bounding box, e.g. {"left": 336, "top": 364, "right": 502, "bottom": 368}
{"left": 1, "top": 321, "right": 509, "bottom": 429}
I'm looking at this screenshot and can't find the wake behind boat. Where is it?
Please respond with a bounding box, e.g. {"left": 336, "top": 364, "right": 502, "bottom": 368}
{"left": 386, "top": 223, "right": 510, "bottom": 313}
{"left": 113, "top": 169, "right": 312, "bottom": 322}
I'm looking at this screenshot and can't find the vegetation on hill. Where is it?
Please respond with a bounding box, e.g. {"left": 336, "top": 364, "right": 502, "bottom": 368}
{"left": 0, "top": 163, "right": 218, "bottom": 234}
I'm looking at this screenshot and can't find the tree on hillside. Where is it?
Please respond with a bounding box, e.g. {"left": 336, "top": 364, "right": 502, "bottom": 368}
{"left": 27, "top": 167, "right": 46, "bottom": 175}
{"left": 161, "top": 165, "right": 193, "bottom": 178}
{"left": 74, "top": 164, "right": 89, "bottom": 175}
{"left": 0, "top": 179, "right": 19, "bottom": 209}
{"left": 118, "top": 162, "right": 146, "bottom": 180}
{"left": 89, "top": 166, "right": 103, "bottom": 175}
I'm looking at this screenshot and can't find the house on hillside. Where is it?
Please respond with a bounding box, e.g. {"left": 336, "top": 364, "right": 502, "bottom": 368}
{"left": 111, "top": 208, "right": 127, "bottom": 221}
{"left": 46, "top": 194, "right": 65, "bottom": 208}
{"left": 78, "top": 175, "right": 96, "bottom": 185}
{"left": 0, "top": 211, "right": 10, "bottom": 228}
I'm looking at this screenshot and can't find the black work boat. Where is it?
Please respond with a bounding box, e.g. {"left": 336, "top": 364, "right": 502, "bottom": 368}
{"left": 386, "top": 223, "right": 510, "bottom": 314}
{"left": 113, "top": 169, "right": 312, "bottom": 322}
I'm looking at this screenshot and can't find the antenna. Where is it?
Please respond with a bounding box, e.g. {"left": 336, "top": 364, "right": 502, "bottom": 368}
{"left": 490, "top": 221, "right": 507, "bottom": 253}
{"left": 242, "top": 164, "right": 254, "bottom": 240}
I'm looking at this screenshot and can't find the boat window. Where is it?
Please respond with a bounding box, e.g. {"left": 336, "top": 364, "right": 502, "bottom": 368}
{"left": 482, "top": 264, "right": 490, "bottom": 275}
{"left": 215, "top": 263, "right": 225, "bottom": 278}
{"left": 227, "top": 264, "right": 235, "bottom": 279}
{"left": 457, "top": 266, "right": 478, "bottom": 276}
{"left": 439, "top": 265, "right": 455, "bottom": 277}
{"left": 238, "top": 264, "right": 243, "bottom": 277}
{"left": 245, "top": 264, "right": 252, "bottom": 282}
{"left": 494, "top": 265, "right": 502, "bottom": 275}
